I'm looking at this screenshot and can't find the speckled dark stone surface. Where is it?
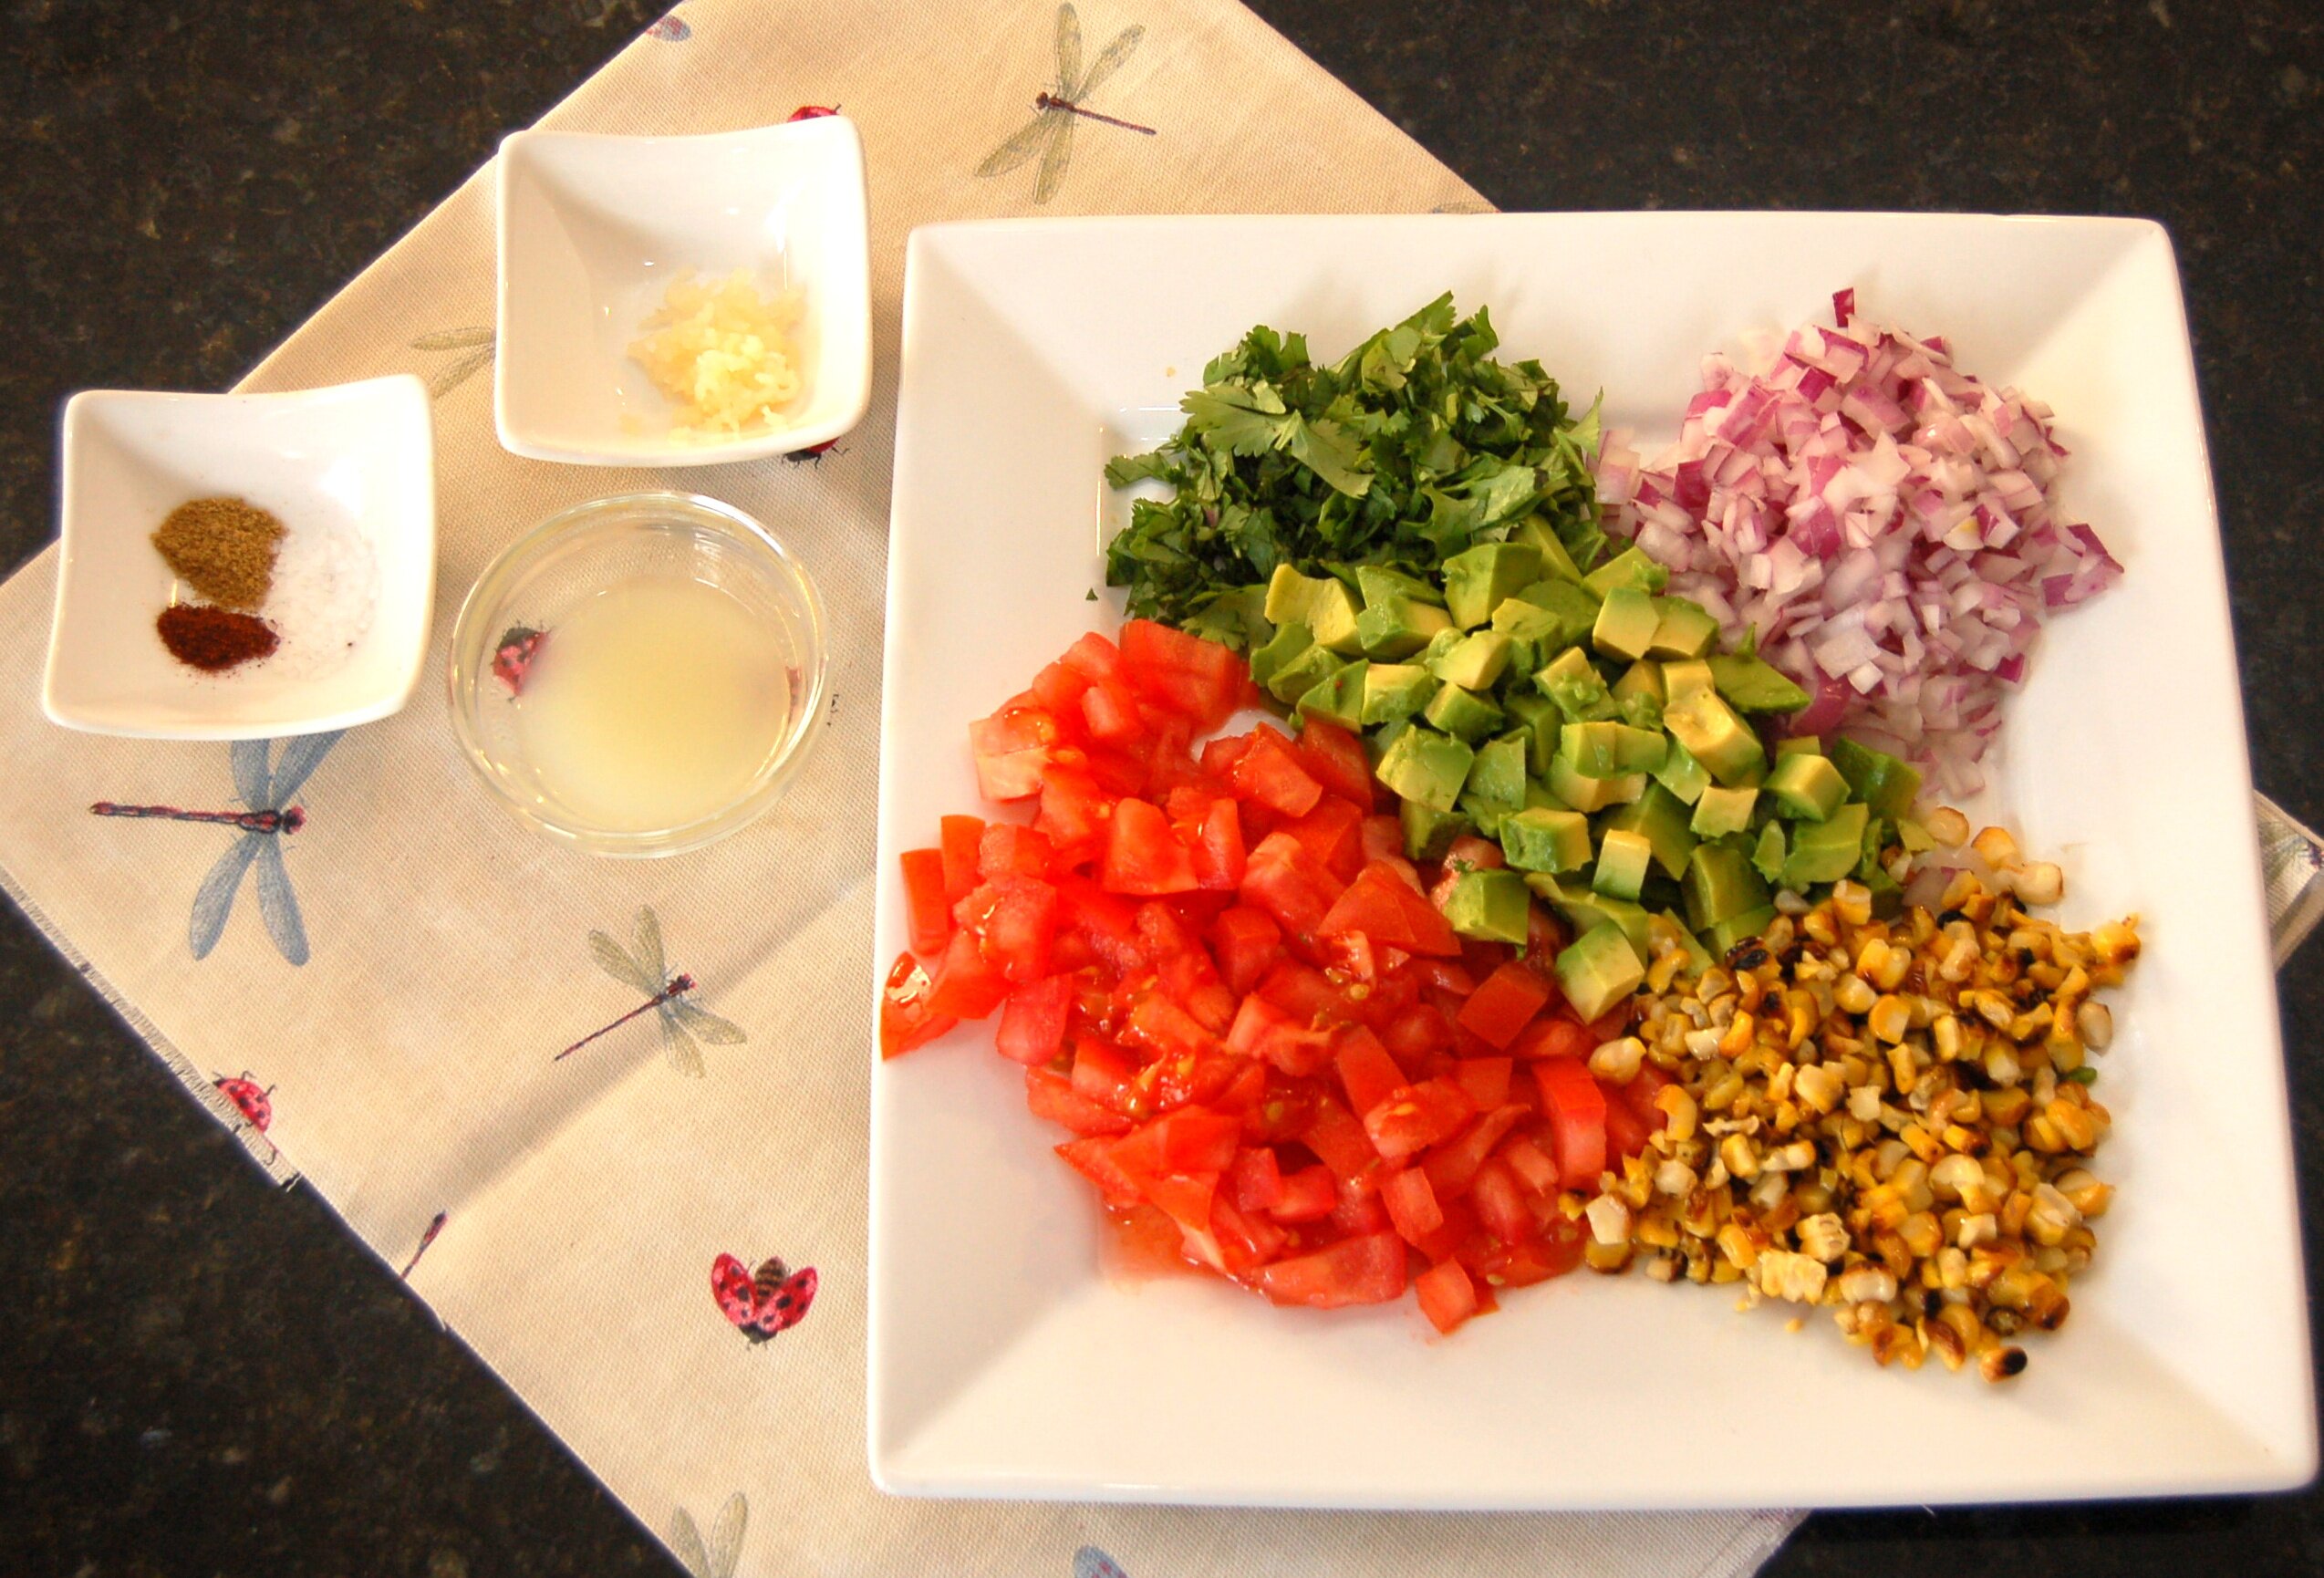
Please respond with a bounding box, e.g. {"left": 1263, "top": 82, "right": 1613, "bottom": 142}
{"left": 2, "top": 2, "right": 2320, "bottom": 1573}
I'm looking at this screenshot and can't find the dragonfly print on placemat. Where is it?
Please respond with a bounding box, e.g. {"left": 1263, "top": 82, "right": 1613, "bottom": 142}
{"left": 556, "top": 907, "right": 746, "bottom": 1077}
{"left": 90, "top": 732, "right": 343, "bottom": 965}
{"left": 669, "top": 1490, "right": 746, "bottom": 1578}
{"left": 410, "top": 326, "right": 494, "bottom": 400}
{"left": 976, "top": 3, "right": 1152, "bottom": 205}
{"left": 1074, "top": 1547, "right": 1131, "bottom": 1578}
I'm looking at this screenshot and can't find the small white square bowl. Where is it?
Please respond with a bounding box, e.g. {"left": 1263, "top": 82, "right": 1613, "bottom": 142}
{"left": 43, "top": 376, "right": 437, "bottom": 741}
{"left": 493, "top": 117, "right": 873, "bottom": 467}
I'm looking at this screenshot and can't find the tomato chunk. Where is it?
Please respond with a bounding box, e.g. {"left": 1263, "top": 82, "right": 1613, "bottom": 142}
{"left": 1533, "top": 1058, "right": 1610, "bottom": 1189}
{"left": 1362, "top": 1078, "right": 1477, "bottom": 1161}
{"left": 1102, "top": 797, "right": 1200, "bottom": 896}
{"left": 994, "top": 974, "right": 1074, "bottom": 1065}
{"left": 1455, "top": 960, "right": 1553, "bottom": 1050}
{"left": 1415, "top": 1257, "right": 1478, "bottom": 1335}
{"left": 1317, "top": 862, "right": 1461, "bottom": 958}
{"left": 878, "top": 951, "right": 956, "bottom": 1059}
{"left": 898, "top": 847, "right": 951, "bottom": 956}
{"left": 1257, "top": 1231, "right": 1407, "bottom": 1308}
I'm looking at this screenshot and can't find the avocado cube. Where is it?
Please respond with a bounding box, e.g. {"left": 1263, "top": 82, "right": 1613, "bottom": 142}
{"left": 1503, "top": 691, "right": 1561, "bottom": 775}
{"left": 1525, "top": 777, "right": 1569, "bottom": 811}
{"left": 1248, "top": 619, "right": 1315, "bottom": 690}
{"left": 1707, "top": 653, "right": 1811, "bottom": 713}
{"left": 1429, "top": 629, "right": 1514, "bottom": 691}
{"left": 1689, "top": 784, "right": 1759, "bottom": 837}
{"left": 1616, "top": 691, "right": 1664, "bottom": 732}
{"left": 1829, "top": 736, "right": 1924, "bottom": 820}
{"left": 1781, "top": 802, "right": 1873, "bottom": 888}
{"left": 1555, "top": 921, "right": 1647, "bottom": 1023}
{"left": 1704, "top": 906, "right": 1779, "bottom": 957}
{"left": 1612, "top": 723, "right": 1669, "bottom": 773}
{"left": 1648, "top": 597, "right": 1722, "bottom": 659}
{"left": 1593, "top": 828, "right": 1655, "bottom": 901}
{"left": 1423, "top": 683, "right": 1504, "bottom": 742}
{"left": 1261, "top": 564, "right": 1322, "bottom": 626}
{"left": 1355, "top": 564, "right": 1445, "bottom": 611}
{"left": 1663, "top": 658, "right": 1716, "bottom": 705}
{"left": 1560, "top": 721, "right": 1627, "bottom": 778}
{"left": 1362, "top": 662, "right": 1440, "bottom": 727}
{"left": 1375, "top": 725, "right": 1474, "bottom": 814}
{"left": 1294, "top": 662, "right": 1366, "bottom": 731}
{"left": 1467, "top": 732, "right": 1530, "bottom": 812}
{"left": 1442, "top": 542, "right": 1544, "bottom": 628}
{"left": 1774, "top": 733, "right": 1821, "bottom": 760}
{"left": 1458, "top": 795, "right": 1509, "bottom": 839}
{"left": 1751, "top": 821, "right": 1789, "bottom": 885}
{"left": 1265, "top": 642, "right": 1349, "bottom": 707}
{"left": 1593, "top": 586, "right": 1663, "bottom": 662}
{"left": 1652, "top": 737, "right": 1712, "bottom": 805}
{"left": 1536, "top": 647, "right": 1616, "bottom": 722}
{"left": 1529, "top": 877, "right": 1647, "bottom": 960}
{"left": 1684, "top": 844, "right": 1772, "bottom": 933}
{"left": 1604, "top": 782, "right": 1699, "bottom": 880}
{"left": 1309, "top": 577, "right": 1364, "bottom": 655}
{"left": 1501, "top": 577, "right": 1603, "bottom": 657}
{"left": 1500, "top": 807, "right": 1593, "bottom": 874}
{"left": 1664, "top": 690, "right": 1768, "bottom": 786}
{"left": 1511, "top": 514, "right": 1588, "bottom": 583}
{"left": 1582, "top": 545, "right": 1670, "bottom": 600}
{"left": 1399, "top": 798, "right": 1471, "bottom": 863}
{"left": 1442, "top": 868, "right": 1530, "bottom": 944}
{"left": 1612, "top": 659, "right": 1665, "bottom": 708}
{"left": 1547, "top": 753, "right": 1645, "bottom": 813}
{"left": 1356, "top": 596, "right": 1454, "bottom": 660}
{"left": 1765, "top": 751, "right": 1850, "bottom": 822}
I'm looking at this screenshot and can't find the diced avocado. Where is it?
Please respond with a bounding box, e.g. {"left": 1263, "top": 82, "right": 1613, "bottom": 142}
{"left": 1500, "top": 577, "right": 1603, "bottom": 656}
{"left": 1442, "top": 868, "right": 1530, "bottom": 944}
{"left": 1707, "top": 653, "right": 1811, "bottom": 713}
{"left": 1309, "top": 577, "right": 1364, "bottom": 655}
{"left": 1441, "top": 541, "right": 1544, "bottom": 628}
{"left": 1894, "top": 816, "right": 1935, "bottom": 855}
{"left": 1663, "top": 658, "right": 1716, "bottom": 704}
{"left": 1689, "top": 784, "right": 1759, "bottom": 837}
{"left": 1555, "top": 921, "right": 1647, "bottom": 1024}
{"left": 1261, "top": 564, "right": 1323, "bottom": 626}
{"left": 1593, "top": 828, "right": 1655, "bottom": 901}
{"left": 1536, "top": 647, "right": 1616, "bottom": 723}
{"left": 1504, "top": 692, "right": 1561, "bottom": 776}
{"left": 1751, "top": 821, "right": 1788, "bottom": 885}
{"left": 1612, "top": 723, "right": 1668, "bottom": 773}
{"left": 1829, "top": 736, "right": 1923, "bottom": 820}
{"left": 1294, "top": 662, "right": 1366, "bottom": 731}
{"left": 1248, "top": 619, "right": 1314, "bottom": 690}
{"left": 1780, "top": 802, "right": 1872, "bottom": 888}
{"left": 1593, "top": 586, "right": 1662, "bottom": 662}
{"left": 1559, "top": 721, "right": 1626, "bottom": 778}
{"left": 1500, "top": 807, "right": 1593, "bottom": 874}
{"left": 1356, "top": 596, "right": 1453, "bottom": 660}
{"left": 1467, "top": 733, "right": 1531, "bottom": 812}
{"left": 1423, "top": 683, "right": 1505, "bottom": 742}
{"left": 1375, "top": 725, "right": 1474, "bottom": 814}
{"left": 1612, "top": 660, "right": 1665, "bottom": 709}
{"left": 1524, "top": 778, "right": 1568, "bottom": 811}
{"left": 1648, "top": 597, "right": 1721, "bottom": 659}
{"left": 1683, "top": 844, "right": 1772, "bottom": 934}
{"left": 1373, "top": 716, "right": 1413, "bottom": 757}
{"left": 1764, "top": 751, "right": 1850, "bottom": 822}
{"left": 1458, "top": 794, "right": 1508, "bottom": 839}
{"left": 1652, "top": 737, "right": 1712, "bottom": 805}
{"left": 1582, "top": 545, "right": 1670, "bottom": 600}
{"left": 1546, "top": 753, "right": 1645, "bottom": 813}
{"left": 1361, "top": 662, "right": 1440, "bottom": 726}
{"left": 1511, "top": 514, "right": 1588, "bottom": 583}
{"left": 1428, "top": 629, "right": 1514, "bottom": 691}
{"left": 1605, "top": 782, "right": 1699, "bottom": 880}
{"left": 1615, "top": 690, "right": 1664, "bottom": 732}
{"left": 1400, "top": 798, "right": 1471, "bottom": 863}
{"left": 1531, "top": 879, "right": 1655, "bottom": 960}
{"left": 1705, "top": 906, "right": 1779, "bottom": 957}
{"left": 1664, "top": 690, "right": 1768, "bottom": 786}
{"left": 1355, "top": 564, "right": 1445, "bottom": 611}
{"left": 1265, "top": 642, "right": 1349, "bottom": 706}
{"left": 1774, "top": 734, "right": 1821, "bottom": 760}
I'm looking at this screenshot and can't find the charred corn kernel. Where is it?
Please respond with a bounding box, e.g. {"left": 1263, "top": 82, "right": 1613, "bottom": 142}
{"left": 1703, "top": 1071, "right": 1746, "bottom": 1113}
{"left": 1972, "top": 825, "right": 2019, "bottom": 867}
{"left": 1985, "top": 1085, "right": 2031, "bottom": 1127}
{"left": 1644, "top": 1253, "right": 1681, "bottom": 1282}
{"left": 1635, "top": 1213, "right": 1681, "bottom": 1250}
{"left": 1585, "top": 1193, "right": 1633, "bottom": 1247}
{"left": 1901, "top": 1122, "right": 1944, "bottom": 1165}
{"left": 2092, "top": 919, "right": 2142, "bottom": 966}
{"left": 1834, "top": 974, "right": 1879, "bottom": 1015}
{"left": 1937, "top": 935, "right": 1979, "bottom": 983}
{"left": 1869, "top": 994, "right": 1913, "bottom": 1044}
{"left": 1980, "top": 1344, "right": 2028, "bottom": 1382}
{"left": 1761, "top": 1139, "right": 1816, "bottom": 1173}
{"left": 1924, "top": 806, "right": 1970, "bottom": 846}
{"left": 1756, "top": 1249, "right": 1827, "bottom": 1303}
{"left": 1646, "top": 950, "right": 1688, "bottom": 992}
{"left": 1655, "top": 1084, "right": 1698, "bottom": 1142}
{"left": 1716, "top": 1013, "right": 1756, "bottom": 1058}
{"left": 1801, "top": 908, "right": 1837, "bottom": 946}
{"left": 2047, "top": 1099, "right": 2101, "bottom": 1152}
{"left": 1984, "top": 1042, "right": 2023, "bottom": 1086}
{"left": 1590, "top": 1035, "right": 1645, "bottom": 1084}
{"left": 1848, "top": 1084, "right": 1883, "bottom": 1122}
{"left": 1786, "top": 989, "right": 1817, "bottom": 1049}
{"left": 1583, "top": 1240, "right": 1633, "bottom": 1273}
{"left": 1718, "top": 1133, "right": 1760, "bottom": 1179}
{"left": 2054, "top": 1169, "right": 2113, "bottom": 1218}
{"left": 2076, "top": 1001, "right": 2113, "bottom": 1051}
{"left": 1654, "top": 1158, "right": 1698, "bottom": 1197}
{"left": 1793, "top": 1062, "right": 1844, "bottom": 1115}
{"left": 1837, "top": 1264, "right": 1898, "bottom": 1304}
{"left": 1899, "top": 1210, "right": 1945, "bottom": 1259}
{"left": 1831, "top": 880, "right": 1873, "bottom": 927}
{"left": 1796, "top": 1211, "right": 1849, "bottom": 1262}
{"left": 1935, "top": 1245, "right": 1970, "bottom": 1292}
{"left": 1928, "top": 1154, "right": 1983, "bottom": 1199}
{"left": 2011, "top": 861, "right": 2063, "bottom": 906}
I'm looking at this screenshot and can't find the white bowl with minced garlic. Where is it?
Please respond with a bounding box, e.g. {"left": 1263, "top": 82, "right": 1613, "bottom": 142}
{"left": 493, "top": 115, "right": 872, "bottom": 467}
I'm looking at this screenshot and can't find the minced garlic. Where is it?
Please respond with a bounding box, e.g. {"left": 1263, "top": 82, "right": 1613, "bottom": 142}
{"left": 628, "top": 269, "right": 805, "bottom": 440}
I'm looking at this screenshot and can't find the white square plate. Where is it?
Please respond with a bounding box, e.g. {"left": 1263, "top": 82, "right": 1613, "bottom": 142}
{"left": 45, "top": 376, "right": 436, "bottom": 740}
{"left": 870, "top": 213, "right": 2314, "bottom": 1510}
{"left": 494, "top": 119, "right": 873, "bottom": 467}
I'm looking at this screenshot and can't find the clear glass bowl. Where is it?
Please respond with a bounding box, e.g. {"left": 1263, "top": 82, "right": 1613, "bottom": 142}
{"left": 448, "top": 491, "right": 826, "bottom": 856}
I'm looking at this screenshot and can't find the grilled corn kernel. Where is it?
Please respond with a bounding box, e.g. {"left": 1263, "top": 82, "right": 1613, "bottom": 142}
{"left": 1868, "top": 994, "right": 1913, "bottom": 1044}
{"left": 1589, "top": 1035, "right": 1645, "bottom": 1084}
{"left": 1971, "top": 825, "right": 2020, "bottom": 867}
{"left": 2076, "top": 1001, "right": 2113, "bottom": 1051}
{"left": 2011, "top": 861, "right": 2064, "bottom": 907}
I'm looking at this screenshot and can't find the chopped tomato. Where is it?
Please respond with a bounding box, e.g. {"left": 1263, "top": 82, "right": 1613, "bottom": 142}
{"left": 939, "top": 815, "right": 986, "bottom": 902}
{"left": 926, "top": 927, "right": 1010, "bottom": 1020}
{"left": 1333, "top": 1028, "right": 1408, "bottom": 1121}
{"left": 1282, "top": 795, "right": 1367, "bottom": 883}
{"left": 1455, "top": 960, "right": 1552, "bottom": 1050}
{"left": 1415, "top": 1258, "right": 1479, "bottom": 1334}
{"left": 1024, "top": 1067, "right": 1132, "bottom": 1137}
{"left": 1444, "top": 833, "right": 1505, "bottom": 872}
{"left": 1193, "top": 797, "right": 1247, "bottom": 890}
{"left": 1257, "top": 1231, "right": 1407, "bottom": 1308}
{"left": 1420, "top": 1105, "right": 1528, "bottom": 1199}
{"left": 1361, "top": 1078, "right": 1477, "bottom": 1160}
{"left": 1533, "top": 1058, "right": 1610, "bottom": 1189}
{"left": 1102, "top": 797, "right": 1200, "bottom": 895}
{"left": 1056, "top": 1137, "right": 1142, "bottom": 1209}
{"left": 1602, "top": 1087, "right": 1651, "bottom": 1159}
{"left": 1290, "top": 719, "right": 1374, "bottom": 807}
{"left": 1510, "top": 1014, "right": 1595, "bottom": 1062}
{"left": 1229, "top": 1146, "right": 1284, "bottom": 1212}
{"left": 1209, "top": 907, "right": 1281, "bottom": 995}
{"left": 1302, "top": 1091, "right": 1380, "bottom": 1182}
{"left": 969, "top": 706, "right": 1059, "bottom": 801}
{"left": 1239, "top": 831, "right": 1342, "bottom": 941}
{"left": 1229, "top": 731, "right": 1325, "bottom": 818}
{"left": 994, "top": 974, "right": 1074, "bottom": 1065}
{"left": 1268, "top": 1162, "right": 1338, "bottom": 1221}
{"left": 1317, "top": 862, "right": 1462, "bottom": 957}
{"left": 899, "top": 847, "right": 951, "bottom": 955}
{"left": 878, "top": 951, "right": 957, "bottom": 1058}
{"left": 1447, "top": 1056, "right": 1512, "bottom": 1110}
{"left": 978, "top": 823, "right": 1056, "bottom": 880}
{"left": 1380, "top": 1165, "right": 1445, "bottom": 1246}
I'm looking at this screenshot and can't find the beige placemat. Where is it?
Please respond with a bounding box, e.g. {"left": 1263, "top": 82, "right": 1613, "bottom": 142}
{"left": 52, "top": 0, "right": 2323, "bottom": 1572}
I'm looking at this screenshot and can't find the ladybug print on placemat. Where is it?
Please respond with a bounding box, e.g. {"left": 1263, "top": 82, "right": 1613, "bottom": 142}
{"left": 711, "top": 1252, "right": 816, "bottom": 1343}
{"left": 787, "top": 105, "right": 839, "bottom": 121}
{"left": 783, "top": 440, "right": 843, "bottom": 465}
{"left": 1074, "top": 1547, "right": 1130, "bottom": 1578}
{"left": 212, "top": 1072, "right": 273, "bottom": 1133}
{"left": 646, "top": 11, "right": 690, "bottom": 40}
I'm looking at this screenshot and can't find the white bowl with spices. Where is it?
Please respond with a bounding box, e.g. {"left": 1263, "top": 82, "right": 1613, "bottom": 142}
{"left": 493, "top": 114, "right": 873, "bottom": 467}
{"left": 42, "top": 376, "right": 437, "bottom": 741}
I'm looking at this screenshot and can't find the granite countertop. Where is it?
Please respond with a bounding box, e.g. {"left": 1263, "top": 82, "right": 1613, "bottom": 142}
{"left": 3, "top": 1, "right": 2320, "bottom": 1573}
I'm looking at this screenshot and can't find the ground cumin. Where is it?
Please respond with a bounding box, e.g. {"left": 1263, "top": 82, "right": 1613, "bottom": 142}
{"left": 151, "top": 496, "right": 285, "bottom": 611}
{"left": 157, "top": 603, "right": 278, "bottom": 672}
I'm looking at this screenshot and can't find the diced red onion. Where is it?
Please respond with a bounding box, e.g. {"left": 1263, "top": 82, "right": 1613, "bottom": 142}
{"left": 1600, "top": 293, "right": 2123, "bottom": 793}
